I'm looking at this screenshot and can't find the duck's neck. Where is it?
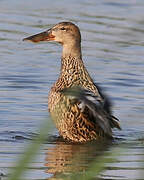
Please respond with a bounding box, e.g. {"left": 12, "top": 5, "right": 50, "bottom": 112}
{"left": 62, "top": 41, "right": 82, "bottom": 60}
{"left": 61, "top": 55, "right": 84, "bottom": 74}
{"left": 61, "top": 42, "right": 84, "bottom": 75}
{"left": 58, "top": 42, "right": 93, "bottom": 89}
{"left": 53, "top": 42, "right": 95, "bottom": 92}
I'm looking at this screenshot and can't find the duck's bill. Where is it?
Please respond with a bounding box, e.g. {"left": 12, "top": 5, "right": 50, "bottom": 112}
{"left": 23, "top": 29, "right": 55, "bottom": 43}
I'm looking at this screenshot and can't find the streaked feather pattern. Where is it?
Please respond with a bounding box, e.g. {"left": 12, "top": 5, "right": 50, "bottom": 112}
{"left": 61, "top": 86, "right": 121, "bottom": 137}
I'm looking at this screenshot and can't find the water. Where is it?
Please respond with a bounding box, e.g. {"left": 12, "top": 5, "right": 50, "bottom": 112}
{"left": 0, "top": 0, "right": 144, "bottom": 179}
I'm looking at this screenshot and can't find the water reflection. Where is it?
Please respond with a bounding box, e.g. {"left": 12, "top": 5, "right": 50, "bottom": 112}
{"left": 44, "top": 139, "right": 112, "bottom": 179}
{"left": 43, "top": 134, "right": 144, "bottom": 180}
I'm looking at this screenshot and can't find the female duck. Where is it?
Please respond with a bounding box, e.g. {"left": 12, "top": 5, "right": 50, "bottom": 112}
{"left": 24, "top": 22, "right": 120, "bottom": 142}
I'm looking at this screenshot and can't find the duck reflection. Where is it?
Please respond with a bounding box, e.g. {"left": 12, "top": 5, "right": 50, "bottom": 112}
{"left": 44, "top": 138, "right": 112, "bottom": 178}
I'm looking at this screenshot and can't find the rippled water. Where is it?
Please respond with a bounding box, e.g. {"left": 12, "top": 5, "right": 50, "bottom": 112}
{"left": 0, "top": 0, "right": 144, "bottom": 179}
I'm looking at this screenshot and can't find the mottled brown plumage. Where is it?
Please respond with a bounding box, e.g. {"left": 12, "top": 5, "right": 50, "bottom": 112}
{"left": 24, "top": 22, "right": 121, "bottom": 143}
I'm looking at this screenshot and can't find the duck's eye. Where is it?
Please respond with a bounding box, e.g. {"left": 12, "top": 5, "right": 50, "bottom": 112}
{"left": 60, "top": 27, "right": 66, "bottom": 31}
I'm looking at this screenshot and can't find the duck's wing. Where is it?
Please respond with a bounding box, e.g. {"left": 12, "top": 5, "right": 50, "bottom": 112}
{"left": 93, "top": 84, "right": 121, "bottom": 130}
{"left": 93, "top": 83, "right": 112, "bottom": 114}
{"left": 61, "top": 86, "right": 121, "bottom": 137}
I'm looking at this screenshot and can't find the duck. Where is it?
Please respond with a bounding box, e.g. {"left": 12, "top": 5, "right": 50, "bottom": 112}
{"left": 23, "top": 22, "right": 121, "bottom": 143}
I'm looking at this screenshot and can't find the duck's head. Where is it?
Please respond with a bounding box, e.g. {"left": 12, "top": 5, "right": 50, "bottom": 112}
{"left": 23, "top": 22, "right": 81, "bottom": 45}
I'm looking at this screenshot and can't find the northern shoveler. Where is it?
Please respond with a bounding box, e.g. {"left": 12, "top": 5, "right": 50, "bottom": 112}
{"left": 23, "top": 22, "right": 121, "bottom": 143}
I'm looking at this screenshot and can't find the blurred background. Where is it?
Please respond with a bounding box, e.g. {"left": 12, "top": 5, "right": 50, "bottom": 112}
{"left": 0, "top": 0, "right": 144, "bottom": 179}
